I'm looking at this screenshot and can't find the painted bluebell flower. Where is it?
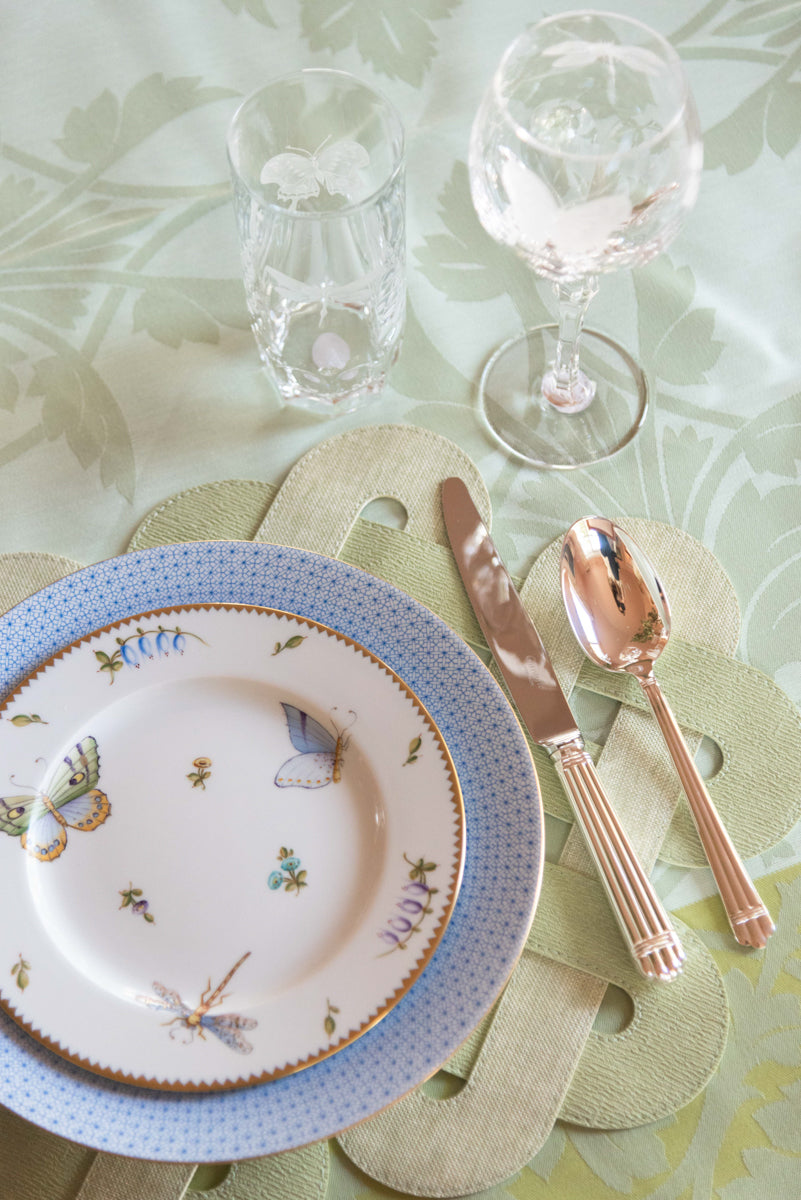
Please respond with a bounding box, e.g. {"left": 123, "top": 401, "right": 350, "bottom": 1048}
{"left": 267, "top": 871, "right": 283, "bottom": 890}
{"left": 137, "top": 632, "right": 154, "bottom": 659}
{"left": 156, "top": 628, "right": 171, "bottom": 656}
{"left": 120, "top": 642, "right": 138, "bottom": 667}
{"left": 173, "top": 632, "right": 186, "bottom": 654}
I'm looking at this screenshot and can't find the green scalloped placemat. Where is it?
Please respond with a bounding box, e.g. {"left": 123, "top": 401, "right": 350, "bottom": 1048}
{"left": 1, "top": 425, "right": 799, "bottom": 1200}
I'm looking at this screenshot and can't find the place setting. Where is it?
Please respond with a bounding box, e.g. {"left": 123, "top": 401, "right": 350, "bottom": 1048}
{"left": 1, "top": 5, "right": 800, "bottom": 1200}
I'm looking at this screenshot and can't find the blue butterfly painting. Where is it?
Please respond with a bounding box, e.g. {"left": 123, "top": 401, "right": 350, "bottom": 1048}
{"left": 0, "top": 736, "right": 110, "bottom": 861}
{"left": 274, "top": 704, "right": 352, "bottom": 789}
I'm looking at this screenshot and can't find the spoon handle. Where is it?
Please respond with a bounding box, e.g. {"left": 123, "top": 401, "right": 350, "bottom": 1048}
{"left": 552, "top": 739, "right": 685, "bottom": 981}
{"left": 639, "top": 675, "right": 775, "bottom": 948}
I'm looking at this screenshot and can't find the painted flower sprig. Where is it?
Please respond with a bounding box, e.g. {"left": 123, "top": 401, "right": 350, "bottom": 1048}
{"left": 95, "top": 624, "right": 207, "bottom": 683}
{"left": 6, "top": 713, "right": 48, "bottom": 727}
{"left": 324, "top": 998, "right": 340, "bottom": 1037}
{"left": 10, "top": 955, "right": 30, "bottom": 991}
{"left": 119, "top": 883, "right": 155, "bottom": 923}
{"left": 272, "top": 635, "right": 305, "bottom": 656}
{"left": 187, "top": 757, "right": 212, "bottom": 789}
{"left": 268, "top": 847, "right": 308, "bottom": 896}
{"left": 403, "top": 736, "right": 422, "bottom": 766}
{"left": 377, "top": 854, "right": 439, "bottom": 955}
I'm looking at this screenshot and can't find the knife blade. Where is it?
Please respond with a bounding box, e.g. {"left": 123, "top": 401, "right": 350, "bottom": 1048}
{"left": 442, "top": 476, "right": 684, "bottom": 981}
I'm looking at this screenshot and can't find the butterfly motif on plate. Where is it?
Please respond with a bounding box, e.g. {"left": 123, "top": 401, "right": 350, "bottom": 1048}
{"left": 0, "top": 736, "right": 110, "bottom": 861}
{"left": 137, "top": 951, "right": 257, "bottom": 1054}
{"left": 274, "top": 703, "right": 354, "bottom": 789}
{"left": 260, "top": 137, "right": 370, "bottom": 205}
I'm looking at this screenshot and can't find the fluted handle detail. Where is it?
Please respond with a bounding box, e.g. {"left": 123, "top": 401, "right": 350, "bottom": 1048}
{"left": 639, "top": 675, "right": 774, "bottom": 949}
{"left": 552, "top": 739, "right": 685, "bottom": 981}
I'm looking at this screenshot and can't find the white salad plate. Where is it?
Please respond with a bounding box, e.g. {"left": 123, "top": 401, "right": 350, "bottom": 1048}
{"left": 0, "top": 604, "right": 464, "bottom": 1091}
{"left": 0, "top": 540, "right": 543, "bottom": 1161}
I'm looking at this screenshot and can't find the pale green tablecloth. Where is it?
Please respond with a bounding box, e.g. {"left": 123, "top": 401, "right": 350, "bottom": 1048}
{"left": 1, "top": 1, "right": 800, "bottom": 1198}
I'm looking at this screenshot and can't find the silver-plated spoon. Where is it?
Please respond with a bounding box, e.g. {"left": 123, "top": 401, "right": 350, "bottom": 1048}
{"left": 560, "top": 516, "right": 775, "bottom": 949}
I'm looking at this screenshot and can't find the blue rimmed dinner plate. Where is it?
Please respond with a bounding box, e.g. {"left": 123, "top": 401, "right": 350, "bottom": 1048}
{"left": 0, "top": 540, "right": 542, "bottom": 1161}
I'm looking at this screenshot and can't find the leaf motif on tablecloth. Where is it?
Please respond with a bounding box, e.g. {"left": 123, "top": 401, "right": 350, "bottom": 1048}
{"left": 711, "top": 2, "right": 801, "bottom": 44}
{"left": 633, "top": 257, "right": 724, "bottom": 387}
{"left": 300, "top": 0, "right": 461, "bottom": 86}
{"left": 692, "top": 1, "right": 801, "bottom": 173}
{"left": 631, "top": 871, "right": 801, "bottom": 1200}
{"left": 0, "top": 75, "right": 238, "bottom": 497}
{"left": 391, "top": 300, "right": 474, "bottom": 412}
{"left": 703, "top": 87, "right": 769, "bottom": 175}
{"left": 521, "top": 1123, "right": 567, "bottom": 1183}
{"left": 133, "top": 289, "right": 220, "bottom": 349}
{"left": 56, "top": 75, "right": 237, "bottom": 166}
{"left": 506, "top": 869, "right": 801, "bottom": 1200}
{"left": 17, "top": 198, "right": 161, "bottom": 268}
{"left": 56, "top": 90, "right": 119, "bottom": 167}
{"left": 2, "top": 287, "right": 90, "bottom": 331}
{"left": 660, "top": 426, "right": 716, "bottom": 527}
{"left": 719, "top": 1151, "right": 801, "bottom": 1200}
{"left": 0, "top": 336, "right": 24, "bottom": 412}
{"left": 133, "top": 279, "right": 251, "bottom": 349}
{"left": 28, "top": 356, "right": 135, "bottom": 500}
{"left": 0, "top": 175, "right": 45, "bottom": 230}
{"left": 513, "top": 1119, "right": 676, "bottom": 1195}
{"left": 718, "top": 480, "right": 801, "bottom": 661}
{"left": 765, "top": 80, "right": 801, "bottom": 155}
{"left": 703, "top": 73, "right": 801, "bottom": 174}
{"left": 751, "top": 1077, "right": 801, "bottom": 1154}
{"left": 414, "top": 161, "right": 551, "bottom": 326}
{"left": 708, "top": 393, "right": 801, "bottom": 679}
{"left": 569, "top": 1127, "right": 671, "bottom": 1193}
{"left": 218, "top": 0, "right": 276, "bottom": 27}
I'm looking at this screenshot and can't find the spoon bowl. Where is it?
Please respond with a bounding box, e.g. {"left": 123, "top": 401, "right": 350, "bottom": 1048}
{"left": 560, "top": 516, "right": 670, "bottom": 678}
{"left": 561, "top": 516, "right": 774, "bottom": 950}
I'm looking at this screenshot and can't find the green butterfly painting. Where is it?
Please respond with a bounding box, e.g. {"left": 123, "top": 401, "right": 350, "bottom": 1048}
{"left": 0, "top": 736, "right": 110, "bottom": 861}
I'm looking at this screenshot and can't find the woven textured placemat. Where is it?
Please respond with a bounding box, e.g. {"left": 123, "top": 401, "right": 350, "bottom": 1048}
{"left": 1, "top": 426, "right": 799, "bottom": 1199}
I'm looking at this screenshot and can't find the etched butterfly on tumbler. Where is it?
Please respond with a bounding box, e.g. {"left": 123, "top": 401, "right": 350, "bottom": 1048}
{"left": 260, "top": 137, "right": 369, "bottom": 204}
{"left": 274, "top": 703, "right": 354, "bottom": 789}
{"left": 0, "top": 736, "right": 110, "bottom": 861}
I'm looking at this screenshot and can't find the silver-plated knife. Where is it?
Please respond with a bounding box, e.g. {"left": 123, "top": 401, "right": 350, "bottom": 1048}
{"left": 442, "top": 476, "right": 685, "bottom": 981}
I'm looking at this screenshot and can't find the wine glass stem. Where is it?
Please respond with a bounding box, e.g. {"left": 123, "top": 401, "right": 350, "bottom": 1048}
{"left": 542, "top": 277, "right": 599, "bottom": 414}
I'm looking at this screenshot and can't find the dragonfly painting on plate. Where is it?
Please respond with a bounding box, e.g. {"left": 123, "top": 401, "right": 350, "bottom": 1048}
{"left": 138, "top": 951, "right": 257, "bottom": 1054}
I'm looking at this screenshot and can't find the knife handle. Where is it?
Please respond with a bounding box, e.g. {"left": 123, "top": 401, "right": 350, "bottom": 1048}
{"left": 551, "top": 739, "right": 685, "bottom": 981}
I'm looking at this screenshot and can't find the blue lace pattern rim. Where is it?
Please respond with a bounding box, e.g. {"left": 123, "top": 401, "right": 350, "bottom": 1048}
{"left": 0, "top": 540, "right": 543, "bottom": 1162}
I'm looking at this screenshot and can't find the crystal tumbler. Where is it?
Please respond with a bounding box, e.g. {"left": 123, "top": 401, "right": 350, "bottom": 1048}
{"left": 227, "top": 69, "right": 406, "bottom": 414}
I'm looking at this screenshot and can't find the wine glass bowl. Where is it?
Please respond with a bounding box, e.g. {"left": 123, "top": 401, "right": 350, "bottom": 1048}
{"left": 469, "top": 10, "right": 703, "bottom": 467}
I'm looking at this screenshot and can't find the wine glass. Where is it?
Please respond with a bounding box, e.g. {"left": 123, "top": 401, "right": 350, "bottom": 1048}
{"left": 469, "top": 11, "right": 702, "bottom": 468}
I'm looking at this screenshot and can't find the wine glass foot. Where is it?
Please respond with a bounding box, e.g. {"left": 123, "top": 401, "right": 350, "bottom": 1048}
{"left": 541, "top": 366, "right": 596, "bottom": 413}
{"left": 478, "top": 325, "right": 649, "bottom": 469}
